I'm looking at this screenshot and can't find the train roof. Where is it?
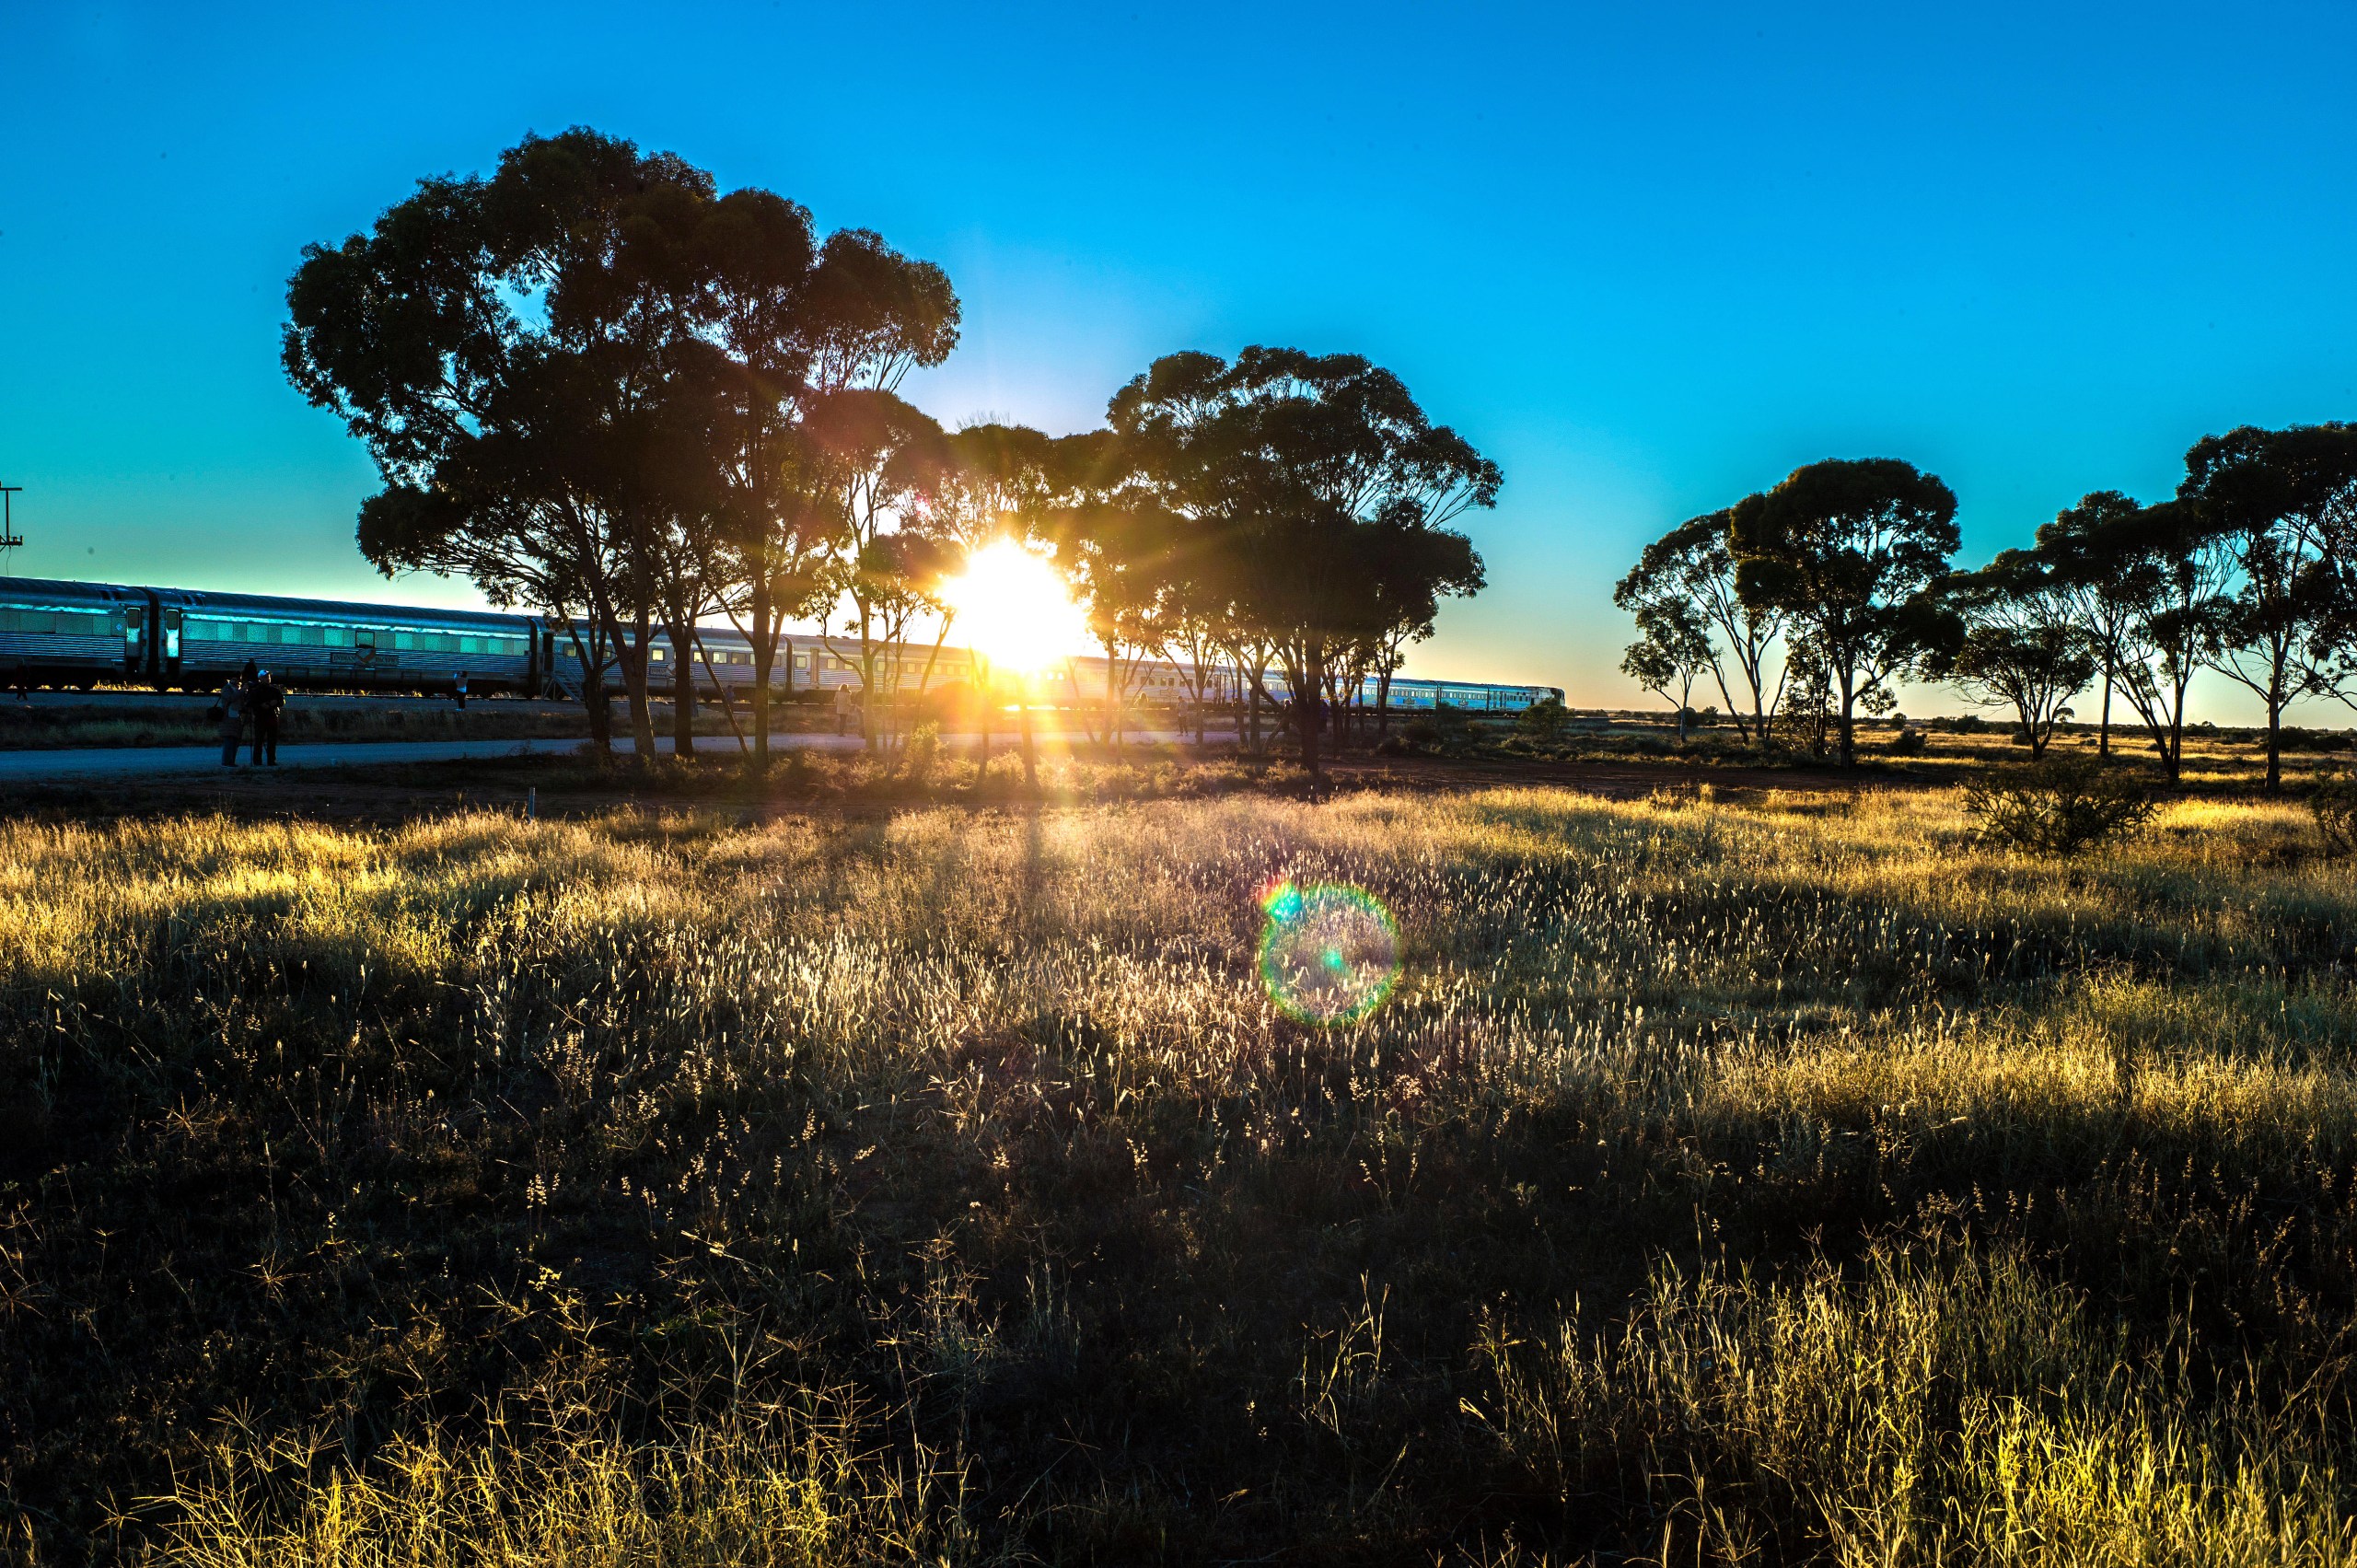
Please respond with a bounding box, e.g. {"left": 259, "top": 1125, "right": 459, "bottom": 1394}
{"left": 0, "top": 575, "right": 148, "bottom": 608}
{"left": 147, "top": 584, "right": 535, "bottom": 633}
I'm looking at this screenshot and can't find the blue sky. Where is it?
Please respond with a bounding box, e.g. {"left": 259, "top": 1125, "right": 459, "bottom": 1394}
{"left": 5, "top": 2, "right": 2354, "bottom": 716}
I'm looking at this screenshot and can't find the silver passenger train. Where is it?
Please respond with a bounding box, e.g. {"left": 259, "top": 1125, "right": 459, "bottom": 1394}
{"left": 0, "top": 575, "right": 1563, "bottom": 714}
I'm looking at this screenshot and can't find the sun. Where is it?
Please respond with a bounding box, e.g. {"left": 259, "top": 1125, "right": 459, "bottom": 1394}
{"left": 940, "top": 538, "right": 1089, "bottom": 673}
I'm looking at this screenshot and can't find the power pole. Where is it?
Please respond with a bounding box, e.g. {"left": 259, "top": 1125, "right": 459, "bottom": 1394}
{"left": 0, "top": 485, "right": 21, "bottom": 575}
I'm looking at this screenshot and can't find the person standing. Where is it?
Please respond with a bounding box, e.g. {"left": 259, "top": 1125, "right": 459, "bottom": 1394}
{"left": 250, "top": 668, "right": 284, "bottom": 766}
{"left": 832, "top": 682, "right": 850, "bottom": 737}
{"left": 216, "top": 674, "right": 247, "bottom": 766}
{"left": 454, "top": 669, "right": 469, "bottom": 711}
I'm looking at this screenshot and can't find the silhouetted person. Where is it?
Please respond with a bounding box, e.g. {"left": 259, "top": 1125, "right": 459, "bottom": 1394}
{"left": 454, "top": 668, "right": 469, "bottom": 711}
{"left": 215, "top": 676, "right": 246, "bottom": 766}
{"left": 833, "top": 684, "right": 850, "bottom": 736}
{"left": 249, "top": 669, "right": 284, "bottom": 766}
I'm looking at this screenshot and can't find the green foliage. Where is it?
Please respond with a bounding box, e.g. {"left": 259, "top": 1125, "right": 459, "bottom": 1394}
{"left": 1727, "top": 458, "right": 1959, "bottom": 764}
{"left": 1515, "top": 696, "right": 1571, "bottom": 743}
{"left": 1965, "top": 752, "right": 2157, "bottom": 854}
{"left": 900, "top": 717, "right": 941, "bottom": 783}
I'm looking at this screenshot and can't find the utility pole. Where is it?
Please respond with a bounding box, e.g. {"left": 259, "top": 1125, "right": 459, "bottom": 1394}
{"left": 0, "top": 485, "right": 21, "bottom": 575}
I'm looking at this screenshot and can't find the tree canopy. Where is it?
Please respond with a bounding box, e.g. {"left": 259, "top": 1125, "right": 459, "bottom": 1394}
{"left": 1727, "top": 458, "right": 1958, "bottom": 767}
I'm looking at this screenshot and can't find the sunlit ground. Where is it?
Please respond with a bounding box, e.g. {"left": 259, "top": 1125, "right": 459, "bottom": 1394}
{"left": 9, "top": 785, "right": 2357, "bottom": 1562}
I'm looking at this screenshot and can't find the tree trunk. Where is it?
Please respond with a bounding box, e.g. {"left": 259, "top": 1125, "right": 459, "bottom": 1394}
{"left": 750, "top": 583, "right": 772, "bottom": 775}
{"left": 2098, "top": 670, "right": 2112, "bottom": 758}
{"left": 571, "top": 627, "right": 612, "bottom": 761}
{"left": 2266, "top": 700, "right": 2284, "bottom": 795}
{"left": 669, "top": 627, "right": 697, "bottom": 759}
{"left": 1295, "top": 650, "right": 1326, "bottom": 781}
{"left": 979, "top": 666, "right": 993, "bottom": 772}
{"left": 1104, "top": 637, "right": 1123, "bottom": 755}
{"left": 616, "top": 618, "right": 658, "bottom": 764}
{"left": 1836, "top": 668, "right": 1857, "bottom": 768}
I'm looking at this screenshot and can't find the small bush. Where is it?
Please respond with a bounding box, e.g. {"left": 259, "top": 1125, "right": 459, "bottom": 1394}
{"left": 1387, "top": 711, "right": 1479, "bottom": 758}
{"left": 2279, "top": 726, "right": 2353, "bottom": 753}
{"left": 2309, "top": 772, "right": 2357, "bottom": 858}
{"left": 1887, "top": 727, "right": 1928, "bottom": 755}
{"left": 1515, "top": 698, "right": 1571, "bottom": 744}
{"left": 901, "top": 719, "right": 941, "bottom": 784}
{"left": 1965, "top": 753, "right": 2155, "bottom": 855}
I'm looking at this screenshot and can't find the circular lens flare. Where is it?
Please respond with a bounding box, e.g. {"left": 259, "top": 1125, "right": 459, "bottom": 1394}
{"left": 1256, "top": 880, "right": 1400, "bottom": 1025}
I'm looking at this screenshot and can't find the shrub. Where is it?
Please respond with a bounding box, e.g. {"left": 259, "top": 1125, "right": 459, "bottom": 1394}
{"left": 1515, "top": 698, "right": 1571, "bottom": 744}
{"left": 2310, "top": 772, "right": 2357, "bottom": 858}
{"left": 1965, "top": 753, "right": 2156, "bottom": 855}
{"left": 2278, "top": 726, "right": 2352, "bottom": 753}
{"left": 902, "top": 720, "right": 941, "bottom": 784}
{"left": 1387, "top": 710, "right": 1478, "bottom": 758}
{"left": 1887, "top": 727, "right": 1928, "bottom": 756}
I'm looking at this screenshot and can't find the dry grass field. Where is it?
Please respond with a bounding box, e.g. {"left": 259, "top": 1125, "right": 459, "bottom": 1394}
{"left": 6, "top": 780, "right": 2357, "bottom": 1563}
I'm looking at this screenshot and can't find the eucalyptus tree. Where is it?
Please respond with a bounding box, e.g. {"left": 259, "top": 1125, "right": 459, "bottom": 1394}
{"left": 1727, "top": 459, "right": 1958, "bottom": 767}
{"left": 800, "top": 388, "right": 951, "bottom": 749}
{"left": 1361, "top": 517, "right": 1485, "bottom": 738}
{"left": 1620, "top": 598, "right": 1715, "bottom": 740}
{"left": 1935, "top": 551, "right": 2092, "bottom": 757}
{"left": 800, "top": 228, "right": 960, "bottom": 397}
{"left": 2034, "top": 491, "right": 2152, "bottom": 756}
{"left": 689, "top": 195, "right": 959, "bottom": 771}
{"left": 2038, "top": 494, "right": 2224, "bottom": 782}
{"left": 1614, "top": 509, "right": 1785, "bottom": 748}
{"left": 1106, "top": 347, "right": 1497, "bottom": 779}
{"left": 2179, "top": 423, "right": 2357, "bottom": 792}
{"left": 285, "top": 127, "right": 716, "bottom": 760}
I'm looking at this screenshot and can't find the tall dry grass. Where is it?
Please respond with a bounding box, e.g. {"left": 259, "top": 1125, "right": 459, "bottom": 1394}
{"left": 3, "top": 785, "right": 2355, "bottom": 1562}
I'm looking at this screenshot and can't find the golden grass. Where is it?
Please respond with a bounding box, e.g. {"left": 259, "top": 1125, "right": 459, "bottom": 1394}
{"left": 4, "top": 784, "right": 2356, "bottom": 1562}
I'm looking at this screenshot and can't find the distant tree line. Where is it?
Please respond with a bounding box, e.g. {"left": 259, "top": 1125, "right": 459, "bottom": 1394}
{"left": 283, "top": 129, "right": 1496, "bottom": 778}
{"left": 1616, "top": 426, "right": 2357, "bottom": 791}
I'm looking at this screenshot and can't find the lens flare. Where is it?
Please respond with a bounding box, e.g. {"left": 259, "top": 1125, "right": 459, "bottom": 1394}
{"left": 1256, "top": 880, "right": 1400, "bottom": 1025}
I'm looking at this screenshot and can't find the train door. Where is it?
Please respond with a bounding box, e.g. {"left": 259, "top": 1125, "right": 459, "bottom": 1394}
{"left": 123, "top": 602, "right": 145, "bottom": 679}
{"left": 159, "top": 606, "right": 183, "bottom": 686}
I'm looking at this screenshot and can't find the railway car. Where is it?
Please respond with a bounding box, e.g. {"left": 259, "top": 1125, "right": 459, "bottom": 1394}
{"left": 585, "top": 628, "right": 976, "bottom": 703}
{"left": 0, "top": 577, "right": 150, "bottom": 690}
{"left": 0, "top": 576, "right": 552, "bottom": 695}
{"left": 163, "top": 587, "right": 544, "bottom": 695}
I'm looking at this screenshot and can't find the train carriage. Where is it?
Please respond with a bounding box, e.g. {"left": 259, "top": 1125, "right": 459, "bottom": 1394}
{"left": 160, "top": 588, "right": 541, "bottom": 695}
{"left": 0, "top": 577, "right": 149, "bottom": 689}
